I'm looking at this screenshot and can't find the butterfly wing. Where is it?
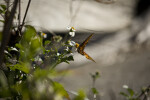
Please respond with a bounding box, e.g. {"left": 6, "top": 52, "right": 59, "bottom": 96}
{"left": 83, "top": 51, "right": 96, "bottom": 63}
{"left": 78, "top": 33, "right": 94, "bottom": 52}
{"left": 76, "top": 33, "right": 95, "bottom": 62}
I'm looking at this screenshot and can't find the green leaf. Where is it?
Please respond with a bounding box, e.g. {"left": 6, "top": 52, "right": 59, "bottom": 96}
{"left": 24, "top": 25, "right": 36, "bottom": 42}
{"left": 67, "top": 56, "right": 74, "bottom": 61}
{"left": 53, "top": 35, "right": 62, "bottom": 42}
{"left": 90, "top": 72, "right": 100, "bottom": 82}
{"left": 0, "top": 20, "right": 4, "bottom": 23}
{"left": 74, "top": 90, "right": 86, "bottom": 100}
{"left": 8, "top": 62, "right": 30, "bottom": 73}
{"left": 15, "top": 43, "right": 25, "bottom": 59}
{"left": 44, "top": 40, "right": 51, "bottom": 46}
{"left": 120, "top": 92, "right": 128, "bottom": 97}
{"left": 95, "top": 72, "right": 100, "bottom": 78}
{"left": 92, "top": 88, "right": 99, "bottom": 94}
{"left": 15, "top": 43, "right": 24, "bottom": 50}
{"left": 58, "top": 55, "right": 74, "bottom": 64}
{"left": 33, "top": 69, "right": 50, "bottom": 80}
{"left": 0, "top": 70, "right": 8, "bottom": 87}
{"left": 127, "top": 88, "right": 135, "bottom": 97}
{"left": 53, "top": 82, "right": 70, "bottom": 100}
{"left": 0, "top": 5, "right": 6, "bottom": 11}
{"left": 30, "top": 37, "right": 42, "bottom": 54}
{"left": 0, "top": 9, "right": 3, "bottom": 14}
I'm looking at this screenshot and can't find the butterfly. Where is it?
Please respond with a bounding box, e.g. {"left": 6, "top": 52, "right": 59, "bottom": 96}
{"left": 75, "top": 33, "right": 96, "bottom": 63}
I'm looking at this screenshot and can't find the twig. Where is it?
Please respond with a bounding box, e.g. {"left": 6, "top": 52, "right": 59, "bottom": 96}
{"left": 0, "top": 0, "right": 19, "bottom": 70}
{"left": 18, "top": 0, "right": 21, "bottom": 27}
{"left": 137, "top": 85, "right": 150, "bottom": 99}
{"left": 19, "top": 0, "right": 31, "bottom": 32}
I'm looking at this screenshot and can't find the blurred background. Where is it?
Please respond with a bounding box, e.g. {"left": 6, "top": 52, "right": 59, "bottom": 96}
{"left": 1, "top": 0, "right": 150, "bottom": 99}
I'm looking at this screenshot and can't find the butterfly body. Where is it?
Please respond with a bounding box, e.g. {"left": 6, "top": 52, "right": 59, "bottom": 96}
{"left": 75, "top": 33, "right": 96, "bottom": 63}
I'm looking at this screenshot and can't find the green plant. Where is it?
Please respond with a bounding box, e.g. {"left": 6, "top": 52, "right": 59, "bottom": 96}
{"left": 120, "top": 85, "right": 150, "bottom": 100}
{"left": 89, "top": 72, "right": 100, "bottom": 100}
{"left": 0, "top": 1, "right": 78, "bottom": 100}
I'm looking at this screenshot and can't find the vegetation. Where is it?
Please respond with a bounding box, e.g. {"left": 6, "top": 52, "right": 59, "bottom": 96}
{"left": 0, "top": 0, "right": 149, "bottom": 100}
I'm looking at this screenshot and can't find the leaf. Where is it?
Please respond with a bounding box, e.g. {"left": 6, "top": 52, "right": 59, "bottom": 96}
{"left": 60, "top": 56, "right": 74, "bottom": 64}
{"left": 0, "top": 70, "right": 8, "bottom": 87}
{"left": 0, "top": 9, "right": 3, "bottom": 14}
{"left": 95, "top": 72, "right": 100, "bottom": 78}
{"left": 68, "top": 56, "right": 74, "bottom": 61}
{"left": 0, "top": 20, "right": 4, "bottom": 23}
{"left": 127, "top": 88, "right": 135, "bottom": 97}
{"left": 18, "top": 25, "right": 42, "bottom": 60}
{"left": 53, "top": 82, "right": 71, "bottom": 100}
{"left": 15, "top": 43, "right": 24, "bottom": 50}
{"left": 74, "top": 90, "right": 86, "bottom": 100}
{"left": 24, "top": 25, "right": 36, "bottom": 42}
{"left": 0, "top": 5, "right": 6, "bottom": 11}
{"left": 44, "top": 40, "right": 51, "bottom": 46}
{"left": 33, "top": 69, "right": 49, "bottom": 80}
{"left": 30, "top": 37, "right": 42, "bottom": 54}
{"left": 92, "top": 88, "right": 99, "bottom": 94}
{"left": 8, "top": 62, "right": 30, "bottom": 74}
{"left": 53, "top": 35, "right": 62, "bottom": 42}
{"left": 120, "top": 92, "right": 128, "bottom": 97}
{"left": 15, "top": 43, "right": 25, "bottom": 59}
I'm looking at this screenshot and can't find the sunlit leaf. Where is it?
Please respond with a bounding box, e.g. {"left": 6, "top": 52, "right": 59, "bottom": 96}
{"left": 15, "top": 43, "right": 24, "bottom": 50}
{"left": 33, "top": 69, "right": 50, "bottom": 80}
{"left": 53, "top": 82, "right": 70, "bottom": 100}
{"left": 9, "top": 62, "right": 30, "bottom": 74}
{"left": 74, "top": 90, "right": 86, "bottom": 100}
{"left": 24, "top": 25, "right": 36, "bottom": 42}
{"left": 30, "top": 37, "right": 42, "bottom": 54}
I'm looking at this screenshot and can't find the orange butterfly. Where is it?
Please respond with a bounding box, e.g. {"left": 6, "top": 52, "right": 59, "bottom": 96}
{"left": 75, "top": 33, "right": 96, "bottom": 63}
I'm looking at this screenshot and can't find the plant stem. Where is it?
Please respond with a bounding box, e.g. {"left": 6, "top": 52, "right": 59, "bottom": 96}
{"left": 0, "top": 0, "right": 19, "bottom": 70}
{"left": 20, "top": 0, "right": 31, "bottom": 32}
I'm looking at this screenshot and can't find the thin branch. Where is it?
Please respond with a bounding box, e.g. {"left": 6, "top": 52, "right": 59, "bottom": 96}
{"left": 137, "top": 85, "right": 150, "bottom": 99}
{"left": 18, "top": 0, "right": 21, "bottom": 27}
{"left": 19, "top": 0, "right": 31, "bottom": 32}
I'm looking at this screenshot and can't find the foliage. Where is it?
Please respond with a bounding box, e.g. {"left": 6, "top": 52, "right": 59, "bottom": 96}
{"left": 0, "top": 2, "right": 77, "bottom": 100}
{"left": 89, "top": 72, "right": 100, "bottom": 99}
{"left": 120, "top": 85, "right": 150, "bottom": 100}
{"left": 0, "top": 1, "right": 149, "bottom": 100}
{"left": 73, "top": 90, "right": 86, "bottom": 100}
